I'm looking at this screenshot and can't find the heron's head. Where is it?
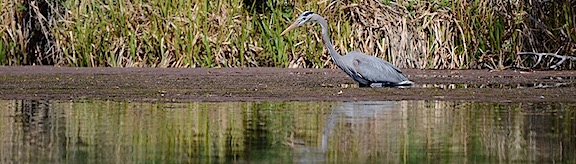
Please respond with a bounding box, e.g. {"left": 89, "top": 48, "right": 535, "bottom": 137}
{"left": 281, "top": 11, "right": 316, "bottom": 35}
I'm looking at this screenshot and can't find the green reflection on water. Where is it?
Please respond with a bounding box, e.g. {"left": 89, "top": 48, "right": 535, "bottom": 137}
{"left": 0, "top": 100, "right": 574, "bottom": 163}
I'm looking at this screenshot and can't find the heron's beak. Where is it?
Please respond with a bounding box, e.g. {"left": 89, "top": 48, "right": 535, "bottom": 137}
{"left": 280, "top": 22, "right": 299, "bottom": 36}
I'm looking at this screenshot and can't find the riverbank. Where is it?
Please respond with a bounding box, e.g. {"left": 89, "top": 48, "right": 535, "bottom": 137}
{"left": 1, "top": 66, "right": 575, "bottom": 102}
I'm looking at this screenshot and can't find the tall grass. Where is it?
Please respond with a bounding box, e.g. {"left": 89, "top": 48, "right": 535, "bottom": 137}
{"left": 0, "top": 0, "right": 575, "bottom": 69}
{"left": 51, "top": 0, "right": 340, "bottom": 67}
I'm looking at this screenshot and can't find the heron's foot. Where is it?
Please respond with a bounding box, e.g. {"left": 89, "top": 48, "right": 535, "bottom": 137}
{"left": 368, "top": 82, "right": 414, "bottom": 88}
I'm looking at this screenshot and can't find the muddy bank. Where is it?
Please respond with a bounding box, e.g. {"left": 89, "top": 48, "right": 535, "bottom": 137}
{"left": 0, "top": 66, "right": 575, "bottom": 102}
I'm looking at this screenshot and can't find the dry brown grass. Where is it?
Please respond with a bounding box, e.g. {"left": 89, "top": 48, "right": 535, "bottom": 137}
{"left": 333, "top": 0, "right": 575, "bottom": 69}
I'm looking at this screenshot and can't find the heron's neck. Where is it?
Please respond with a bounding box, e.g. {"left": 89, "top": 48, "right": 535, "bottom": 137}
{"left": 314, "top": 15, "right": 342, "bottom": 60}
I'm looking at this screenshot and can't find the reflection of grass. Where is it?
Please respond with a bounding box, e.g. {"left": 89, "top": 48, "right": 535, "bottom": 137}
{"left": 1, "top": 100, "right": 575, "bottom": 162}
{"left": 404, "top": 146, "right": 428, "bottom": 164}
{"left": 52, "top": 101, "right": 333, "bottom": 162}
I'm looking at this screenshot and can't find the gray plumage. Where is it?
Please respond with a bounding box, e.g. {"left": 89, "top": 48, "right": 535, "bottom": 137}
{"left": 281, "top": 11, "right": 413, "bottom": 87}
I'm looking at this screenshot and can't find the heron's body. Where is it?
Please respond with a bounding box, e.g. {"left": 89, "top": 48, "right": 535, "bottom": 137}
{"left": 281, "top": 11, "right": 413, "bottom": 87}
{"left": 337, "top": 51, "right": 412, "bottom": 87}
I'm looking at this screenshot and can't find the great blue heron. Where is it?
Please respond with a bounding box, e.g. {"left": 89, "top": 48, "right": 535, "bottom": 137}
{"left": 281, "top": 11, "right": 413, "bottom": 87}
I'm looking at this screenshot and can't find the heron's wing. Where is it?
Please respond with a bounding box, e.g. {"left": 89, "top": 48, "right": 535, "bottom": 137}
{"left": 350, "top": 52, "right": 407, "bottom": 84}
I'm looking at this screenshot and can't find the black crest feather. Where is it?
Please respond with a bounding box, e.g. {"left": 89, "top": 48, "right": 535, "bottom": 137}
{"left": 302, "top": 11, "right": 314, "bottom": 17}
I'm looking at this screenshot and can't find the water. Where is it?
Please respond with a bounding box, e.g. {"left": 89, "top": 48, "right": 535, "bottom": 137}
{"left": 339, "top": 82, "right": 576, "bottom": 89}
{"left": 417, "top": 82, "right": 576, "bottom": 89}
{"left": 1, "top": 100, "right": 574, "bottom": 163}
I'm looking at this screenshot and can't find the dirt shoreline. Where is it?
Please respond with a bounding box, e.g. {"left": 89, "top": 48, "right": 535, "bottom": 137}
{"left": 1, "top": 66, "right": 575, "bottom": 103}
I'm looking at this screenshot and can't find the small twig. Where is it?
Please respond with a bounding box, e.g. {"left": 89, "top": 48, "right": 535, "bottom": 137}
{"left": 518, "top": 48, "right": 575, "bottom": 69}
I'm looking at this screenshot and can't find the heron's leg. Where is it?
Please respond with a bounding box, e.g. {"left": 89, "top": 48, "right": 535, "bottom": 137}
{"left": 359, "top": 83, "right": 370, "bottom": 88}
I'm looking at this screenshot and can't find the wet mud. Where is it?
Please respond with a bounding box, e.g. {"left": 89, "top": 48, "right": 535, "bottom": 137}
{"left": 1, "top": 66, "right": 575, "bottom": 102}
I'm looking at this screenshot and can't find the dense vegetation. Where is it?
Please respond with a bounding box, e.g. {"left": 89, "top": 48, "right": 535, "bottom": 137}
{"left": 1, "top": 0, "right": 574, "bottom": 69}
